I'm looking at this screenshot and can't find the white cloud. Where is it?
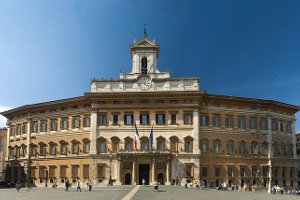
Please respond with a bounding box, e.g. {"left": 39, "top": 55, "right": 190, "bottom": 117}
{"left": 0, "top": 106, "right": 11, "bottom": 128}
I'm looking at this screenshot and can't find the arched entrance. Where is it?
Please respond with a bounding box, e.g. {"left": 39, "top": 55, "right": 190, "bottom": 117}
{"left": 125, "top": 173, "right": 131, "bottom": 185}
{"left": 157, "top": 173, "right": 164, "bottom": 185}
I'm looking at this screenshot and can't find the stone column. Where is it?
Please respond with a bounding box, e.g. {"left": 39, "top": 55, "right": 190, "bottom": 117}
{"left": 132, "top": 160, "right": 136, "bottom": 185}
{"left": 166, "top": 158, "right": 170, "bottom": 185}
{"left": 151, "top": 158, "right": 155, "bottom": 184}
{"left": 90, "top": 106, "right": 98, "bottom": 154}
{"left": 26, "top": 121, "right": 31, "bottom": 159}
{"left": 116, "top": 158, "right": 121, "bottom": 185}
{"left": 267, "top": 115, "right": 272, "bottom": 193}
{"left": 193, "top": 109, "right": 200, "bottom": 154}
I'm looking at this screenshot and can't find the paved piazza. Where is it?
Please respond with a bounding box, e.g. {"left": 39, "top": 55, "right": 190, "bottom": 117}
{"left": 0, "top": 186, "right": 299, "bottom": 200}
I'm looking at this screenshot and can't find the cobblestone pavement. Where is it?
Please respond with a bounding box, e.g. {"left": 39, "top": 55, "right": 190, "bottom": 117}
{"left": 0, "top": 185, "right": 299, "bottom": 200}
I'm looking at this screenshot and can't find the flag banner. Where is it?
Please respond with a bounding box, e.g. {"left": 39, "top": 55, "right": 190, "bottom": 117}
{"left": 134, "top": 123, "right": 139, "bottom": 149}
{"left": 149, "top": 126, "right": 153, "bottom": 151}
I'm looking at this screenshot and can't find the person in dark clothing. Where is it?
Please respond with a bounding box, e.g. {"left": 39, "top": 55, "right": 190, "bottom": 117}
{"left": 65, "top": 179, "right": 70, "bottom": 192}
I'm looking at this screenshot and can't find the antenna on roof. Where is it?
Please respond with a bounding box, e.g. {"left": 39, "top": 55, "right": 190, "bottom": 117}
{"left": 143, "top": 24, "right": 147, "bottom": 38}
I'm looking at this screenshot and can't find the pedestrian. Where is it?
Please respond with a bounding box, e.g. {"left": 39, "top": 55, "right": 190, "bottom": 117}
{"left": 154, "top": 180, "right": 158, "bottom": 191}
{"left": 88, "top": 180, "right": 93, "bottom": 192}
{"left": 77, "top": 181, "right": 81, "bottom": 192}
{"left": 142, "top": 179, "right": 145, "bottom": 186}
{"left": 16, "top": 182, "right": 21, "bottom": 192}
{"left": 25, "top": 181, "right": 31, "bottom": 191}
{"left": 65, "top": 179, "right": 70, "bottom": 192}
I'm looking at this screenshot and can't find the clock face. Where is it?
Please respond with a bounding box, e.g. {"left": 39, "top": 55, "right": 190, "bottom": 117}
{"left": 137, "top": 76, "right": 152, "bottom": 90}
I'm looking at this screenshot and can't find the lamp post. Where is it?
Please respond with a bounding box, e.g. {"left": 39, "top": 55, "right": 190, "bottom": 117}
{"left": 109, "top": 153, "right": 112, "bottom": 186}
{"left": 175, "top": 153, "right": 179, "bottom": 186}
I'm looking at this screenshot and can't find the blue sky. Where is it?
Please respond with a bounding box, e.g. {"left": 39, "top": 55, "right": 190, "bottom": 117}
{"left": 0, "top": 0, "right": 299, "bottom": 131}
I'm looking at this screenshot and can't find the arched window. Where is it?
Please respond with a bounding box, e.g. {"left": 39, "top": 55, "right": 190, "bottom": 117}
{"left": 156, "top": 136, "right": 165, "bottom": 151}
{"left": 59, "top": 140, "right": 68, "bottom": 155}
{"left": 170, "top": 136, "right": 179, "bottom": 152}
{"left": 226, "top": 139, "right": 234, "bottom": 154}
{"left": 184, "top": 136, "right": 193, "bottom": 152}
{"left": 200, "top": 138, "right": 209, "bottom": 153}
{"left": 82, "top": 139, "right": 90, "bottom": 153}
{"left": 124, "top": 137, "right": 133, "bottom": 151}
{"left": 71, "top": 139, "right": 80, "bottom": 154}
{"left": 48, "top": 142, "right": 57, "bottom": 155}
{"left": 39, "top": 142, "right": 47, "bottom": 156}
{"left": 239, "top": 141, "right": 246, "bottom": 154}
{"left": 97, "top": 137, "right": 107, "bottom": 153}
{"left": 111, "top": 136, "right": 120, "bottom": 152}
{"left": 140, "top": 136, "right": 149, "bottom": 151}
{"left": 261, "top": 142, "right": 268, "bottom": 155}
{"left": 251, "top": 141, "right": 258, "bottom": 154}
{"left": 141, "top": 57, "right": 147, "bottom": 74}
{"left": 214, "top": 139, "right": 221, "bottom": 153}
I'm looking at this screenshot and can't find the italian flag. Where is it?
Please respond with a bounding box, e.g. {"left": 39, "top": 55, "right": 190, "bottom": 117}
{"left": 134, "top": 124, "right": 139, "bottom": 149}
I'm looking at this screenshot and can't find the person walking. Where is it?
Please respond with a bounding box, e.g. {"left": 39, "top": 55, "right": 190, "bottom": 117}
{"left": 77, "top": 181, "right": 81, "bottom": 192}
{"left": 88, "top": 180, "right": 93, "bottom": 192}
{"left": 65, "top": 179, "right": 70, "bottom": 192}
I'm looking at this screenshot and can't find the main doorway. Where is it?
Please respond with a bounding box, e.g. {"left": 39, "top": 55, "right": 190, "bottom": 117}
{"left": 139, "top": 164, "right": 150, "bottom": 185}
{"left": 157, "top": 173, "right": 164, "bottom": 185}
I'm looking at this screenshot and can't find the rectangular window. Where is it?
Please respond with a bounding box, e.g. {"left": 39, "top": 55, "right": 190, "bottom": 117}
{"left": 240, "top": 167, "right": 245, "bottom": 177}
{"left": 83, "top": 142, "right": 90, "bottom": 153}
{"left": 184, "top": 113, "right": 193, "bottom": 125}
{"left": 260, "top": 119, "right": 268, "bottom": 130}
{"left": 112, "top": 114, "right": 118, "bottom": 125}
{"left": 49, "top": 145, "right": 56, "bottom": 155}
{"left": 279, "top": 121, "right": 284, "bottom": 132}
{"left": 215, "top": 167, "right": 220, "bottom": 177}
{"left": 227, "top": 167, "right": 233, "bottom": 177}
{"left": 249, "top": 118, "right": 257, "bottom": 129}
{"left": 72, "top": 143, "right": 79, "bottom": 154}
{"left": 98, "top": 113, "right": 107, "bottom": 126}
{"left": 50, "top": 119, "right": 57, "bottom": 131}
{"left": 98, "top": 143, "right": 106, "bottom": 153}
{"left": 227, "top": 143, "right": 233, "bottom": 153}
{"left": 156, "top": 113, "right": 165, "bottom": 125}
{"left": 60, "top": 143, "right": 67, "bottom": 155}
{"left": 40, "top": 121, "right": 47, "bottom": 132}
{"left": 49, "top": 166, "right": 56, "bottom": 178}
{"left": 60, "top": 118, "right": 68, "bottom": 130}
{"left": 72, "top": 116, "right": 80, "bottom": 128}
{"left": 271, "top": 120, "right": 278, "bottom": 131}
{"left": 83, "top": 165, "right": 89, "bottom": 178}
{"left": 186, "top": 164, "right": 192, "bottom": 177}
{"left": 171, "top": 113, "right": 177, "bottom": 124}
{"left": 201, "top": 167, "right": 208, "bottom": 177}
{"left": 30, "top": 167, "right": 36, "bottom": 179}
{"left": 97, "top": 165, "right": 104, "bottom": 178}
{"left": 83, "top": 116, "right": 90, "bottom": 127}
{"left": 72, "top": 165, "right": 79, "bottom": 178}
{"left": 213, "top": 115, "right": 221, "bottom": 127}
{"left": 30, "top": 122, "right": 38, "bottom": 133}
{"left": 238, "top": 117, "right": 246, "bottom": 128}
{"left": 201, "top": 114, "right": 209, "bottom": 126}
{"left": 124, "top": 113, "right": 133, "bottom": 125}
{"left": 60, "top": 166, "right": 67, "bottom": 178}
{"left": 40, "top": 145, "right": 46, "bottom": 156}
{"left": 39, "top": 167, "right": 46, "bottom": 178}
{"left": 225, "top": 116, "right": 233, "bottom": 128}
{"left": 140, "top": 113, "right": 149, "bottom": 125}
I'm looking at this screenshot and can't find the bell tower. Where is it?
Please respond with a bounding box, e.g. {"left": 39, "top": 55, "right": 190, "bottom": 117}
{"left": 130, "top": 28, "right": 160, "bottom": 74}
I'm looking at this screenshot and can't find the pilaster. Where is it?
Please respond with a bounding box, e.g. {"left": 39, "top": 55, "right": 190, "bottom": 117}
{"left": 90, "top": 106, "right": 98, "bottom": 154}
{"left": 193, "top": 109, "right": 200, "bottom": 154}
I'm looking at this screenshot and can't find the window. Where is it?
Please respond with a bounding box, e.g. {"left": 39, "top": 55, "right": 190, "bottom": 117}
{"left": 141, "top": 57, "right": 147, "bottom": 74}
{"left": 124, "top": 137, "right": 133, "bottom": 151}
{"left": 201, "top": 141, "right": 208, "bottom": 153}
{"left": 261, "top": 142, "right": 268, "bottom": 155}
{"left": 290, "top": 168, "right": 295, "bottom": 178}
{"left": 201, "top": 167, "right": 208, "bottom": 177}
{"left": 215, "top": 167, "right": 220, "bottom": 177}
{"left": 50, "top": 119, "right": 57, "bottom": 131}
{"left": 238, "top": 117, "right": 246, "bottom": 128}
{"left": 249, "top": 118, "right": 257, "bottom": 129}
{"left": 239, "top": 142, "right": 246, "bottom": 154}
{"left": 240, "top": 167, "right": 245, "bottom": 177}
{"left": 49, "top": 143, "right": 56, "bottom": 155}
{"left": 226, "top": 142, "right": 234, "bottom": 153}
{"left": 39, "top": 143, "right": 47, "bottom": 156}
{"left": 225, "top": 116, "right": 233, "bottom": 128}
{"left": 72, "top": 116, "right": 80, "bottom": 128}
{"left": 111, "top": 137, "right": 119, "bottom": 152}
{"left": 16, "top": 124, "right": 21, "bottom": 135}
{"left": 72, "top": 165, "right": 79, "bottom": 178}
{"left": 9, "top": 148, "right": 14, "bottom": 159}
{"left": 279, "top": 121, "right": 284, "bottom": 132}
{"left": 60, "top": 118, "right": 68, "bottom": 130}
{"left": 156, "top": 113, "right": 165, "bottom": 125}
{"left": 214, "top": 141, "right": 221, "bottom": 153}
{"left": 260, "top": 119, "right": 268, "bottom": 130}
{"left": 251, "top": 141, "right": 257, "bottom": 154}
{"left": 140, "top": 113, "right": 149, "bottom": 125}
{"left": 21, "top": 145, "right": 27, "bottom": 157}
{"left": 49, "top": 166, "right": 56, "bottom": 178}
{"left": 170, "top": 113, "right": 177, "bottom": 124}
{"left": 39, "top": 167, "right": 46, "bottom": 178}
{"left": 40, "top": 121, "right": 47, "bottom": 132}
{"left": 83, "top": 116, "right": 90, "bottom": 127}
{"left": 30, "top": 122, "right": 38, "bottom": 133}
{"left": 72, "top": 142, "right": 79, "bottom": 154}
{"left": 286, "top": 123, "right": 293, "bottom": 133}
{"left": 186, "top": 164, "right": 192, "bottom": 177}
{"left": 288, "top": 145, "right": 293, "bottom": 155}
{"left": 98, "top": 113, "right": 107, "bottom": 126}
{"left": 97, "top": 165, "right": 104, "bottom": 178}
{"left": 170, "top": 137, "right": 179, "bottom": 152}
{"left": 124, "top": 113, "right": 133, "bottom": 125}
{"left": 184, "top": 136, "right": 193, "bottom": 152}
{"left": 15, "top": 146, "right": 20, "bottom": 158}
{"left": 252, "top": 167, "right": 258, "bottom": 177}
{"left": 97, "top": 138, "right": 106, "bottom": 153}
{"left": 112, "top": 114, "right": 118, "bottom": 125}
{"left": 30, "top": 145, "right": 37, "bottom": 156}
{"left": 83, "top": 140, "right": 90, "bottom": 153}
{"left": 201, "top": 114, "right": 209, "bottom": 126}
{"left": 83, "top": 165, "right": 89, "bottom": 179}
{"left": 60, "top": 166, "right": 67, "bottom": 178}
{"left": 282, "top": 167, "right": 286, "bottom": 178}
{"left": 271, "top": 120, "right": 278, "bottom": 131}
{"left": 140, "top": 137, "right": 149, "bottom": 151}
{"left": 227, "top": 167, "right": 233, "bottom": 177}
{"left": 184, "top": 113, "right": 193, "bottom": 125}
{"left": 60, "top": 142, "right": 67, "bottom": 155}
{"left": 213, "top": 115, "right": 221, "bottom": 127}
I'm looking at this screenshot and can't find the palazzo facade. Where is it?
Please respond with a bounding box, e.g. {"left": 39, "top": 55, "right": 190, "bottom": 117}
{"left": 1, "top": 33, "right": 299, "bottom": 190}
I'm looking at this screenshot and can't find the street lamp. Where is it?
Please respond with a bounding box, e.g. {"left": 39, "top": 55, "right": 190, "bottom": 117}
{"left": 109, "top": 153, "right": 112, "bottom": 186}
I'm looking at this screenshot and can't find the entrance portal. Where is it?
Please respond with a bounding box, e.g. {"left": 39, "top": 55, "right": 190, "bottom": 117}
{"left": 125, "top": 173, "right": 131, "bottom": 185}
{"left": 139, "top": 164, "right": 150, "bottom": 185}
{"left": 157, "top": 173, "right": 164, "bottom": 185}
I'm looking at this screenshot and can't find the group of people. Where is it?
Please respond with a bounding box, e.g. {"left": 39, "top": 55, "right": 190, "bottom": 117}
{"left": 271, "top": 185, "right": 300, "bottom": 195}
{"left": 64, "top": 179, "right": 93, "bottom": 192}
{"left": 184, "top": 180, "right": 206, "bottom": 190}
